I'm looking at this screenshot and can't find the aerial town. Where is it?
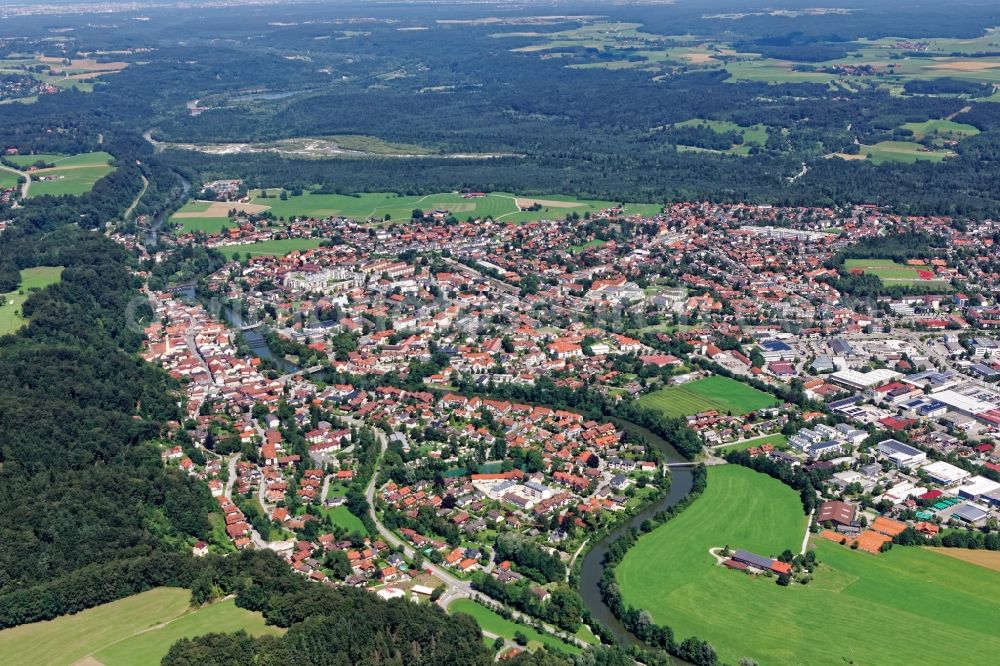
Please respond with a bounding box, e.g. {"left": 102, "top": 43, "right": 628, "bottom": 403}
{"left": 103, "top": 183, "right": 1000, "bottom": 624}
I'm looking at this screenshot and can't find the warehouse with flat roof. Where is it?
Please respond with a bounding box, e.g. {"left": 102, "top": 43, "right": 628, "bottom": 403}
{"left": 830, "top": 368, "right": 902, "bottom": 391}
{"left": 877, "top": 439, "right": 927, "bottom": 468}
{"left": 922, "top": 460, "right": 970, "bottom": 486}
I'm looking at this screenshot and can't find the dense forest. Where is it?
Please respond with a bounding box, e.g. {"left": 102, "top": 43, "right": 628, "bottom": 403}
{"left": 1, "top": 2, "right": 1000, "bottom": 216}
{"left": 0, "top": 225, "right": 212, "bottom": 596}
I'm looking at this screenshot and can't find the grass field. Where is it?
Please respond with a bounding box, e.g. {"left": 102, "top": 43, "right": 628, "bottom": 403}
{"left": 843, "top": 258, "right": 951, "bottom": 287}
{"left": 318, "top": 504, "right": 368, "bottom": 534}
{"left": 637, "top": 375, "right": 781, "bottom": 418}
{"left": 0, "top": 169, "right": 21, "bottom": 189}
{"left": 449, "top": 599, "right": 582, "bottom": 655}
{"left": 7, "top": 151, "right": 115, "bottom": 197}
{"left": 617, "top": 465, "right": 1000, "bottom": 665}
{"left": 0, "top": 587, "right": 281, "bottom": 666}
{"left": 718, "top": 433, "right": 789, "bottom": 454}
{"left": 93, "top": 598, "right": 282, "bottom": 665}
{"left": 672, "top": 119, "right": 769, "bottom": 156}
{"left": 170, "top": 200, "right": 233, "bottom": 234}
{"left": 0, "top": 266, "right": 64, "bottom": 335}
{"left": 901, "top": 119, "right": 980, "bottom": 143}
{"left": 249, "top": 190, "right": 660, "bottom": 224}
{"left": 221, "top": 238, "right": 323, "bottom": 259}
{"left": 859, "top": 140, "right": 954, "bottom": 164}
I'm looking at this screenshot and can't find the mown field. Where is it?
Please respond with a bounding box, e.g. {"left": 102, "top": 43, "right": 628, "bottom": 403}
{"left": 859, "top": 140, "right": 955, "bottom": 164}
{"left": 0, "top": 587, "right": 281, "bottom": 666}
{"left": 221, "top": 238, "right": 323, "bottom": 259}
{"left": 448, "top": 599, "right": 582, "bottom": 655}
{"left": 248, "top": 190, "right": 660, "bottom": 224}
{"left": 7, "top": 151, "right": 115, "bottom": 197}
{"left": 0, "top": 169, "right": 21, "bottom": 189}
{"left": 616, "top": 465, "right": 1000, "bottom": 665}
{"left": 0, "top": 266, "right": 63, "bottom": 335}
{"left": 718, "top": 433, "right": 789, "bottom": 454}
{"left": 637, "top": 375, "right": 780, "bottom": 418}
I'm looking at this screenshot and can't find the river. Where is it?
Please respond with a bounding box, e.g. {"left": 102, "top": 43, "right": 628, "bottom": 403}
{"left": 144, "top": 171, "right": 191, "bottom": 248}
{"left": 220, "top": 303, "right": 298, "bottom": 374}
{"left": 578, "top": 417, "right": 694, "bottom": 655}
{"left": 171, "top": 282, "right": 298, "bottom": 375}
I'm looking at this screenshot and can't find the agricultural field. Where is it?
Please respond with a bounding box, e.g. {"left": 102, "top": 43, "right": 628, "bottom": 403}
{"left": 0, "top": 169, "right": 20, "bottom": 189}
{"left": 221, "top": 237, "right": 324, "bottom": 259}
{"left": 0, "top": 266, "right": 64, "bottom": 335}
{"left": 448, "top": 599, "right": 582, "bottom": 655}
{"left": 616, "top": 465, "right": 1000, "bottom": 665}
{"left": 0, "top": 587, "right": 280, "bottom": 666}
{"left": 859, "top": 140, "right": 955, "bottom": 164}
{"left": 7, "top": 151, "right": 116, "bottom": 197}
{"left": 249, "top": 189, "right": 660, "bottom": 224}
{"left": 502, "top": 18, "right": 1000, "bottom": 90}
{"left": 170, "top": 200, "right": 272, "bottom": 234}
{"left": 637, "top": 375, "right": 781, "bottom": 418}
{"left": 0, "top": 53, "right": 128, "bottom": 99}
{"left": 931, "top": 547, "right": 1000, "bottom": 573}
{"left": 900, "top": 119, "right": 980, "bottom": 143}
{"left": 843, "top": 258, "right": 951, "bottom": 287}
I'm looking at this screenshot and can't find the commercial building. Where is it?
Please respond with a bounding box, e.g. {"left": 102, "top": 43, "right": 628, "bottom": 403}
{"left": 830, "top": 368, "right": 902, "bottom": 391}
{"left": 922, "top": 460, "right": 970, "bottom": 486}
{"left": 957, "top": 476, "right": 1000, "bottom": 501}
{"left": 877, "top": 439, "right": 927, "bottom": 468}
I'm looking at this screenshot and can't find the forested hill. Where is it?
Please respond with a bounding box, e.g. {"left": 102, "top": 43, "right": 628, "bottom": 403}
{"left": 0, "top": 225, "right": 214, "bottom": 606}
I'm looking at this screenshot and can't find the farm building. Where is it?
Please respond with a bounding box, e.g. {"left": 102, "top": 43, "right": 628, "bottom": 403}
{"left": 817, "top": 500, "right": 857, "bottom": 529}
{"left": 731, "top": 549, "right": 791, "bottom": 575}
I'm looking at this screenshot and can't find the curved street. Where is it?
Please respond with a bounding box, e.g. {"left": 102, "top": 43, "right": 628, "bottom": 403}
{"left": 354, "top": 413, "right": 590, "bottom": 650}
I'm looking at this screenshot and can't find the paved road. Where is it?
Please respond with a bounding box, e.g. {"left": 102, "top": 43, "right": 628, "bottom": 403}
{"left": 225, "top": 453, "right": 241, "bottom": 498}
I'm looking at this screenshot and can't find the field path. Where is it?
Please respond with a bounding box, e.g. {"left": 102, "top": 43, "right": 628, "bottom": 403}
{"left": 946, "top": 105, "right": 972, "bottom": 121}
{"left": 124, "top": 174, "right": 149, "bottom": 220}
{"left": 365, "top": 191, "right": 440, "bottom": 219}
{"left": 0, "top": 162, "right": 29, "bottom": 202}
{"left": 800, "top": 508, "right": 815, "bottom": 555}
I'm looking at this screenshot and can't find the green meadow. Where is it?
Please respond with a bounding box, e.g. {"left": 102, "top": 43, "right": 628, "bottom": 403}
{"left": 860, "top": 140, "right": 954, "bottom": 164}
{"left": 318, "top": 504, "right": 368, "bottom": 534}
{"left": 0, "top": 266, "right": 64, "bottom": 335}
{"left": 222, "top": 237, "right": 324, "bottom": 259}
{"left": 901, "top": 119, "right": 980, "bottom": 142}
{"left": 449, "top": 599, "right": 582, "bottom": 655}
{"left": 7, "top": 151, "right": 115, "bottom": 197}
{"left": 637, "top": 375, "right": 781, "bottom": 418}
{"left": 718, "top": 433, "right": 789, "bottom": 454}
{"left": 0, "top": 170, "right": 20, "bottom": 189}
{"left": 250, "top": 189, "right": 660, "bottom": 223}
{"left": 673, "top": 119, "right": 770, "bottom": 155}
{"left": 0, "top": 587, "right": 281, "bottom": 666}
{"left": 616, "top": 465, "right": 1000, "bottom": 665}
